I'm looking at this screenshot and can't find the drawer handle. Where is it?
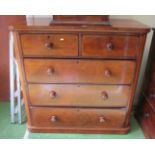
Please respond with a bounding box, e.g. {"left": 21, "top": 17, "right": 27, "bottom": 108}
{"left": 101, "top": 91, "right": 108, "bottom": 100}
{"left": 47, "top": 67, "right": 55, "bottom": 76}
{"left": 99, "top": 116, "right": 106, "bottom": 123}
{"left": 107, "top": 42, "right": 113, "bottom": 51}
{"left": 144, "top": 113, "right": 150, "bottom": 118}
{"left": 45, "top": 42, "right": 54, "bottom": 49}
{"left": 49, "top": 90, "right": 57, "bottom": 99}
{"left": 104, "top": 69, "right": 111, "bottom": 77}
{"left": 51, "top": 115, "right": 57, "bottom": 122}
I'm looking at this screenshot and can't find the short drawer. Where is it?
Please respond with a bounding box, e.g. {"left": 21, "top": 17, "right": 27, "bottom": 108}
{"left": 30, "top": 107, "right": 126, "bottom": 128}
{"left": 82, "top": 35, "right": 139, "bottom": 58}
{"left": 24, "top": 59, "right": 135, "bottom": 84}
{"left": 20, "top": 34, "right": 78, "bottom": 57}
{"left": 29, "top": 84, "right": 131, "bottom": 107}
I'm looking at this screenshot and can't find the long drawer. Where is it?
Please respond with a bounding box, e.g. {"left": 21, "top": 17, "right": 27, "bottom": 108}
{"left": 29, "top": 84, "right": 131, "bottom": 107}
{"left": 82, "top": 35, "right": 139, "bottom": 58}
{"left": 141, "top": 99, "right": 155, "bottom": 124}
{"left": 21, "top": 34, "right": 78, "bottom": 57}
{"left": 24, "top": 59, "right": 135, "bottom": 84}
{"left": 30, "top": 107, "right": 126, "bottom": 128}
{"left": 138, "top": 98, "right": 155, "bottom": 138}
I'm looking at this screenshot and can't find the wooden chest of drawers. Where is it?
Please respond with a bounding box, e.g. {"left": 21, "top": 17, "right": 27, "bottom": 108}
{"left": 12, "top": 16, "right": 150, "bottom": 134}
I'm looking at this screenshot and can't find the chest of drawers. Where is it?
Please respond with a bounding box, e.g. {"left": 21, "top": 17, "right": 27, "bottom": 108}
{"left": 12, "top": 16, "right": 150, "bottom": 134}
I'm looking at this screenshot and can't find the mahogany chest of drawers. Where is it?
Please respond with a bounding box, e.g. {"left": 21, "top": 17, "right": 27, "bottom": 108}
{"left": 136, "top": 29, "right": 155, "bottom": 138}
{"left": 12, "top": 16, "right": 150, "bottom": 134}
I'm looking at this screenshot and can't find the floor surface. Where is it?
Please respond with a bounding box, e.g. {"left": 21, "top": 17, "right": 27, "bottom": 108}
{"left": 0, "top": 102, "right": 145, "bottom": 139}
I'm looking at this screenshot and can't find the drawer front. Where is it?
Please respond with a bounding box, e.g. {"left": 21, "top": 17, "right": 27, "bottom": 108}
{"left": 21, "top": 34, "right": 78, "bottom": 57}
{"left": 31, "top": 107, "right": 126, "bottom": 128}
{"left": 29, "top": 84, "right": 130, "bottom": 107}
{"left": 24, "top": 59, "right": 135, "bottom": 84}
{"left": 142, "top": 101, "right": 155, "bottom": 123}
{"left": 82, "top": 35, "right": 139, "bottom": 58}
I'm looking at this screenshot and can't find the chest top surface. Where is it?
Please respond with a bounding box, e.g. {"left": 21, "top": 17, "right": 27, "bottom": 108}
{"left": 9, "top": 18, "right": 150, "bottom": 34}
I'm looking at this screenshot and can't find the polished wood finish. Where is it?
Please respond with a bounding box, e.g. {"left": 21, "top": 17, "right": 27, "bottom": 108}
{"left": 82, "top": 35, "right": 139, "bottom": 58}
{"left": 136, "top": 95, "right": 155, "bottom": 138}
{"left": 24, "top": 59, "right": 135, "bottom": 84}
{"left": 51, "top": 15, "right": 110, "bottom": 26}
{"left": 147, "top": 63, "right": 155, "bottom": 98}
{"left": 53, "top": 15, "right": 109, "bottom": 22}
{"left": 21, "top": 34, "right": 78, "bottom": 57}
{"left": 29, "top": 84, "right": 131, "bottom": 107}
{"left": 12, "top": 16, "right": 150, "bottom": 134}
{"left": 135, "top": 29, "right": 155, "bottom": 138}
{"left": 0, "top": 15, "right": 26, "bottom": 101}
{"left": 28, "top": 124, "right": 130, "bottom": 134}
{"left": 31, "top": 107, "right": 126, "bottom": 128}
{"left": 10, "top": 19, "right": 149, "bottom": 34}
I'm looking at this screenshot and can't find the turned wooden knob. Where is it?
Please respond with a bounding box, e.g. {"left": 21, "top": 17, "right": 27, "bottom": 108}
{"left": 49, "top": 90, "right": 57, "bottom": 99}
{"left": 144, "top": 113, "right": 150, "bottom": 118}
{"left": 51, "top": 115, "right": 57, "bottom": 122}
{"left": 47, "top": 67, "right": 55, "bottom": 76}
{"left": 45, "top": 42, "right": 54, "bottom": 49}
{"left": 99, "top": 116, "right": 106, "bottom": 123}
{"left": 107, "top": 42, "right": 113, "bottom": 51}
{"left": 104, "top": 69, "right": 111, "bottom": 77}
{"left": 101, "top": 91, "right": 108, "bottom": 100}
{"left": 150, "top": 93, "right": 155, "bottom": 98}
